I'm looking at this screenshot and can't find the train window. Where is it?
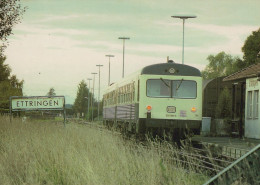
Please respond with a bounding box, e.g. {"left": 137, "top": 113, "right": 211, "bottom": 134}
{"left": 146, "top": 79, "right": 197, "bottom": 98}
{"left": 172, "top": 80, "right": 197, "bottom": 99}
{"left": 128, "top": 93, "right": 131, "bottom": 102}
{"left": 129, "top": 93, "right": 132, "bottom": 102}
{"left": 147, "top": 79, "right": 171, "bottom": 98}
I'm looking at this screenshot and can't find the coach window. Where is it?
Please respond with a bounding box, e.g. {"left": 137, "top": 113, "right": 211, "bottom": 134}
{"left": 128, "top": 93, "right": 130, "bottom": 102}
{"left": 129, "top": 93, "right": 132, "bottom": 102}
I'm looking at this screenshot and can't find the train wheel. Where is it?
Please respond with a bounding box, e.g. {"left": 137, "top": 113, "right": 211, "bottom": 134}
{"left": 192, "top": 128, "right": 200, "bottom": 135}
{"left": 136, "top": 119, "right": 146, "bottom": 134}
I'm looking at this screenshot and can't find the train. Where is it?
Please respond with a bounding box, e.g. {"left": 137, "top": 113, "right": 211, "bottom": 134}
{"left": 103, "top": 60, "right": 202, "bottom": 138}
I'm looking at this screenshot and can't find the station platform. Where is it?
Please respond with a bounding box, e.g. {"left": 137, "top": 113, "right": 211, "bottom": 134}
{"left": 191, "top": 135, "right": 260, "bottom": 158}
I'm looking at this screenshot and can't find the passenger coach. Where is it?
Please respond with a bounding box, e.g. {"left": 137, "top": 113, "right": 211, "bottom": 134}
{"left": 103, "top": 60, "right": 202, "bottom": 136}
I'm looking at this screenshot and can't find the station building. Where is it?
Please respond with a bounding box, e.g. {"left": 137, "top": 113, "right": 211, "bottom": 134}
{"left": 224, "top": 63, "right": 260, "bottom": 139}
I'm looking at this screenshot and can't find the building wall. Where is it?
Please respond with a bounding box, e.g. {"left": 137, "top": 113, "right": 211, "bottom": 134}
{"left": 245, "top": 77, "right": 260, "bottom": 139}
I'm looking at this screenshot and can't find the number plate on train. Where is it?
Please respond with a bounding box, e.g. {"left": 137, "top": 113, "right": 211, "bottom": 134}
{"left": 166, "top": 106, "right": 176, "bottom": 113}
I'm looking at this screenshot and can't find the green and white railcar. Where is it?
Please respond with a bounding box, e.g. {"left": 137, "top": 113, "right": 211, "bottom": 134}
{"left": 103, "top": 61, "right": 202, "bottom": 135}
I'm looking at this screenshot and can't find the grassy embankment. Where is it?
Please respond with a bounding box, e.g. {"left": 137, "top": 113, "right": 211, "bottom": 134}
{"left": 0, "top": 116, "right": 208, "bottom": 185}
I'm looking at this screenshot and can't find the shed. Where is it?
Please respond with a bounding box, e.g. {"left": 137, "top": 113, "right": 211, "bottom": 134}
{"left": 224, "top": 63, "right": 260, "bottom": 139}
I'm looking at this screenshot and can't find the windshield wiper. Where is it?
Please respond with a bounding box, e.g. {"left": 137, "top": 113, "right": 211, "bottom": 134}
{"left": 176, "top": 78, "right": 184, "bottom": 91}
{"left": 160, "top": 78, "right": 170, "bottom": 88}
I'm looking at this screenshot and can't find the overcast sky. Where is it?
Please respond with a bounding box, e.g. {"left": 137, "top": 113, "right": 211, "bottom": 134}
{"left": 5, "top": 0, "right": 260, "bottom": 104}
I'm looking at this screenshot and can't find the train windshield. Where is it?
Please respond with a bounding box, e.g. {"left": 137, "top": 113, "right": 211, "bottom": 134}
{"left": 147, "top": 79, "right": 171, "bottom": 98}
{"left": 147, "top": 79, "right": 197, "bottom": 99}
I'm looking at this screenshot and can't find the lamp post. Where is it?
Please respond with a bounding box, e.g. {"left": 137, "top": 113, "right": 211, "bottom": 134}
{"left": 96, "top": 64, "right": 103, "bottom": 121}
{"left": 91, "top": 72, "right": 97, "bottom": 122}
{"left": 118, "top": 37, "right": 130, "bottom": 78}
{"left": 105, "top": 55, "right": 114, "bottom": 86}
{"left": 171, "top": 15, "right": 196, "bottom": 64}
{"left": 87, "top": 78, "right": 92, "bottom": 122}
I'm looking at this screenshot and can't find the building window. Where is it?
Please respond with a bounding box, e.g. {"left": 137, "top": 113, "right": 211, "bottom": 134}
{"left": 247, "top": 91, "right": 253, "bottom": 119}
{"left": 253, "top": 90, "right": 259, "bottom": 119}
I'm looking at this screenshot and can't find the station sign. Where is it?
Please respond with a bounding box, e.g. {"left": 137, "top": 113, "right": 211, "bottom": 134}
{"left": 10, "top": 96, "right": 65, "bottom": 111}
{"left": 9, "top": 96, "right": 66, "bottom": 127}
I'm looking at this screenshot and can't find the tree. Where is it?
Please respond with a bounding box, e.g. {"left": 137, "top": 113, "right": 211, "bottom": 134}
{"left": 0, "top": 54, "right": 23, "bottom": 112}
{"left": 0, "top": 0, "right": 25, "bottom": 112}
{"left": 46, "top": 87, "right": 56, "bottom": 96}
{"left": 0, "top": 54, "right": 11, "bottom": 81}
{"left": 73, "top": 80, "right": 92, "bottom": 118}
{"left": 242, "top": 28, "right": 260, "bottom": 66}
{"left": 201, "top": 52, "right": 241, "bottom": 79}
{"left": 0, "top": 0, "right": 26, "bottom": 42}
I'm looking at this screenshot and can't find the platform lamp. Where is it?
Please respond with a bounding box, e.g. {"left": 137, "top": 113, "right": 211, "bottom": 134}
{"left": 171, "top": 15, "right": 196, "bottom": 64}
{"left": 91, "top": 72, "right": 97, "bottom": 122}
{"left": 105, "top": 55, "right": 114, "bottom": 86}
{"left": 87, "top": 78, "right": 92, "bottom": 122}
{"left": 96, "top": 64, "right": 103, "bottom": 121}
{"left": 118, "top": 37, "right": 130, "bottom": 78}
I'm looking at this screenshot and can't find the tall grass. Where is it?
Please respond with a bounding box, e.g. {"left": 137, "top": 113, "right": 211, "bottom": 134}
{"left": 0, "top": 116, "right": 208, "bottom": 185}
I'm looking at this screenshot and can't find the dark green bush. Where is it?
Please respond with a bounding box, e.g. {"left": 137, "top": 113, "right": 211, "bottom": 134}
{"left": 215, "top": 87, "right": 232, "bottom": 119}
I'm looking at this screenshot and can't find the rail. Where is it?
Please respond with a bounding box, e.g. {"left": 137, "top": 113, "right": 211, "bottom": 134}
{"left": 203, "top": 144, "right": 260, "bottom": 185}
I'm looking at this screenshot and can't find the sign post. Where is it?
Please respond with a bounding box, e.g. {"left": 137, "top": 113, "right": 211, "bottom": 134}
{"left": 10, "top": 96, "right": 66, "bottom": 127}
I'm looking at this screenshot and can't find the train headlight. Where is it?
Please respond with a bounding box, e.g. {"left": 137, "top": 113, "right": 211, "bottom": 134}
{"left": 146, "top": 105, "right": 152, "bottom": 111}
{"left": 191, "top": 107, "right": 197, "bottom": 112}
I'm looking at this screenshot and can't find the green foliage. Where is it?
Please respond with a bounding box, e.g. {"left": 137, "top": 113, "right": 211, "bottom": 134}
{"left": 242, "top": 28, "right": 260, "bottom": 66}
{"left": 215, "top": 87, "right": 232, "bottom": 119}
{"left": 0, "top": 54, "right": 23, "bottom": 112}
{"left": 201, "top": 52, "right": 241, "bottom": 79}
{"left": 85, "top": 106, "right": 98, "bottom": 121}
{"left": 0, "top": 0, "right": 25, "bottom": 112}
{"left": 46, "top": 87, "right": 56, "bottom": 96}
{"left": 0, "top": 0, "right": 26, "bottom": 42}
{"left": 73, "top": 80, "right": 92, "bottom": 117}
{"left": 0, "top": 55, "right": 11, "bottom": 80}
{"left": 202, "top": 29, "right": 260, "bottom": 80}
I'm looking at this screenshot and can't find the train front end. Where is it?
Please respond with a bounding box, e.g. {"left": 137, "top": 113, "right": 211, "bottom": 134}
{"left": 138, "top": 61, "right": 202, "bottom": 134}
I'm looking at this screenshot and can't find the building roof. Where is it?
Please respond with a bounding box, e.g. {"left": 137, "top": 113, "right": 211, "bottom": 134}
{"left": 223, "top": 63, "right": 260, "bottom": 81}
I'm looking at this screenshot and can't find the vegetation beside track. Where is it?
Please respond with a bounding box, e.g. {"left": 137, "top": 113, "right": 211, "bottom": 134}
{"left": 0, "top": 117, "right": 208, "bottom": 185}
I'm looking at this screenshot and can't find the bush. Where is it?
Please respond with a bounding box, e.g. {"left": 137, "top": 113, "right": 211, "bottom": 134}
{"left": 215, "top": 87, "right": 232, "bottom": 119}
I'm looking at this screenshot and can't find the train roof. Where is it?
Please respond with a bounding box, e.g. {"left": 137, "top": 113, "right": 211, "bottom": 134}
{"left": 103, "top": 61, "right": 201, "bottom": 94}
{"left": 141, "top": 61, "right": 201, "bottom": 77}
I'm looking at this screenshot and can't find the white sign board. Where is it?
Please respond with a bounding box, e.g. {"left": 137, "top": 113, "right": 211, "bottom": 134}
{"left": 11, "top": 96, "right": 65, "bottom": 111}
